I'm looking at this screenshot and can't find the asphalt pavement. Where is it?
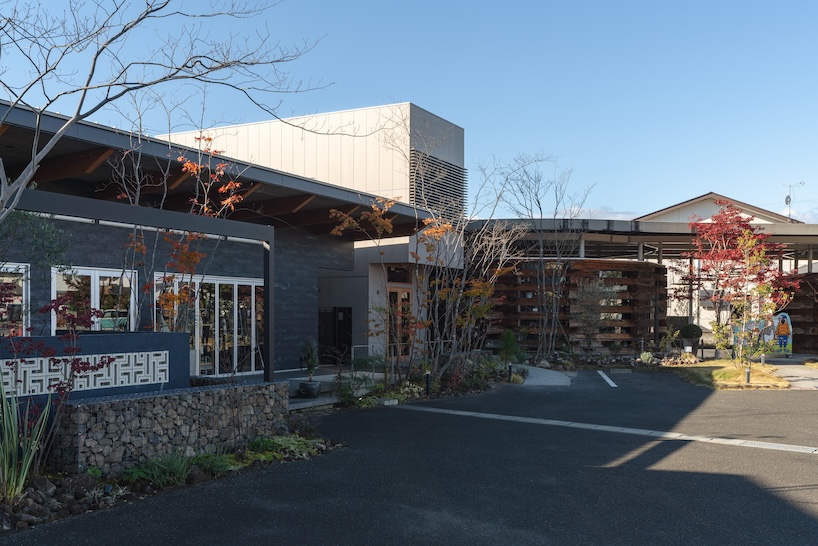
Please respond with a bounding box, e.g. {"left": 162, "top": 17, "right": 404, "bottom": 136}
{"left": 5, "top": 367, "right": 818, "bottom": 545}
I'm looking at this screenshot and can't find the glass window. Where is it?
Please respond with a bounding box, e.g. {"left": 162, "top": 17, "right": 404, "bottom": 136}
{"left": 55, "top": 271, "right": 93, "bottom": 333}
{"left": 0, "top": 264, "right": 28, "bottom": 337}
{"left": 52, "top": 268, "right": 137, "bottom": 334}
{"left": 154, "top": 274, "right": 263, "bottom": 376}
{"left": 218, "top": 284, "right": 234, "bottom": 374}
{"left": 236, "top": 285, "right": 253, "bottom": 372}
{"left": 98, "top": 274, "right": 132, "bottom": 331}
{"left": 199, "top": 282, "right": 215, "bottom": 375}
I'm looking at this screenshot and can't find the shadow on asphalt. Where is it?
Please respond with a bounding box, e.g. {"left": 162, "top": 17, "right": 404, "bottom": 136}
{"left": 5, "top": 369, "right": 818, "bottom": 545}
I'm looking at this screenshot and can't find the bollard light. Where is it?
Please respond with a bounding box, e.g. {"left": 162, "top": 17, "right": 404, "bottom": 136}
{"left": 425, "top": 370, "right": 431, "bottom": 395}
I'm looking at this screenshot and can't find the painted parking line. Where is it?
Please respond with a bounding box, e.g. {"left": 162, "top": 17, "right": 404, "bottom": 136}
{"left": 597, "top": 370, "right": 618, "bottom": 387}
{"left": 394, "top": 405, "right": 818, "bottom": 455}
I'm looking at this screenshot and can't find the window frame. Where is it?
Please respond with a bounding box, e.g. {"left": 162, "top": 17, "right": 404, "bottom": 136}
{"left": 50, "top": 267, "right": 138, "bottom": 335}
{"left": 0, "top": 263, "right": 30, "bottom": 337}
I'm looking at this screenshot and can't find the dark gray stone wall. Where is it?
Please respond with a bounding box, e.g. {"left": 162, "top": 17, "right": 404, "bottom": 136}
{"left": 11, "top": 219, "right": 266, "bottom": 334}
{"left": 4, "top": 216, "right": 353, "bottom": 372}
{"left": 272, "top": 229, "right": 352, "bottom": 370}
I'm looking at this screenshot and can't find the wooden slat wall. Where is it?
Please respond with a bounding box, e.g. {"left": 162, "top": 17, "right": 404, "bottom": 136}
{"left": 786, "top": 273, "right": 818, "bottom": 353}
{"left": 488, "top": 259, "right": 668, "bottom": 354}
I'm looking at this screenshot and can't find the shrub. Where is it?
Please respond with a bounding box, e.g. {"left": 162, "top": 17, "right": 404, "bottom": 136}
{"left": 639, "top": 351, "right": 654, "bottom": 365}
{"left": 248, "top": 435, "right": 321, "bottom": 459}
{"left": 680, "top": 323, "right": 703, "bottom": 339}
{"left": 0, "top": 365, "right": 51, "bottom": 504}
{"left": 121, "top": 466, "right": 149, "bottom": 484}
{"left": 337, "top": 370, "right": 374, "bottom": 405}
{"left": 659, "top": 326, "right": 679, "bottom": 353}
{"left": 140, "top": 451, "right": 192, "bottom": 488}
{"left": 394, "top": 381, "right": 424, "bottom": 402}
{"left": 192, "top": 452, "right": 237, "bottom": 477}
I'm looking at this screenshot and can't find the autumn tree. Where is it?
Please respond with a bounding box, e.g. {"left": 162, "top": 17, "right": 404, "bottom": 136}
{"left": 373, "top": 107, "right": 529, "bottom": 377}
{"left": 680, "top": 200, "right": 798, "bottom": 363}
{"left": 116, "top": 132, "right": 247, "bottom": 334}
{"left": 0, "top": 0, "right": 317, "bottom": 224}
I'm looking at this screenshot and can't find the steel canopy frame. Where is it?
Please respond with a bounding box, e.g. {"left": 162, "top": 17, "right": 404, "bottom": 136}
{"left": 17, "top": 190, "right": 278, "bottom": 381}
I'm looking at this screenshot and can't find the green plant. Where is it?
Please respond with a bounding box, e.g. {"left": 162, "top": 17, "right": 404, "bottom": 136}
{"left": 680, "top": 323, "right": 703, "bottom": 339}
{"left": 356, "top": 396, "right": 380, "bottom": 409}
{"left": 0, "top": 365, "right": 51, "bottom": 504}
{"left": 82, "top": 486, "right": 107, "bottom": 505}
{"left": 658, "top": 326, "right": 679, "bottom": 353}
{"left": 109, "top": 484, "right": 129, "bottom": 499}
{"left": 248, "top": 434, "right": 322, "bottom": 460}
{"left": 301, "top": 338, "right": 320, "bottom": 381}
{"left": 121, "top": 466, "right": 149, "bottom": 484}
{"left": 87, "top": 466, "right": 103, "bottom": 480}
{"left": 337, "top": 370, "right": 375, "bottom": 405}
{"left": 140, "top": 451, "right": 192, "bottom": 488}
{"left": 395, "top": 381, "right": 424, "bottom": 401}
{"left": 192, "top": 452, "right": 238, "bottom": 477}
{"left": 498, "top": 329, "right": 520, "bottom": 366}
{"left": 639, "top": 351, "right": 654, "bottom": 365}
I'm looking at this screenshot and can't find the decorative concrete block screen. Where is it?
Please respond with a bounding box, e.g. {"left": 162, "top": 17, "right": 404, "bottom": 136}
{"left": 51, "top": 382, "right": 289, "bottom": 476}
{"left": 1, "top": 351, "right": 170, "bottom": 396}
{"left": 0, "top": 332, "right": 190, "bottom": 400}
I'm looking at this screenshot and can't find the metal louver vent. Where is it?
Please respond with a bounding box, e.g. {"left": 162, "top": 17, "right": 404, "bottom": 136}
{"left": 409, "top": 149, "right": 467, "bottom": 218}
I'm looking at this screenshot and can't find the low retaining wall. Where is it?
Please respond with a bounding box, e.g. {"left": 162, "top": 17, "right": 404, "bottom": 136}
{"left": 51, "top": 381, "right": 289, "bottom": 476}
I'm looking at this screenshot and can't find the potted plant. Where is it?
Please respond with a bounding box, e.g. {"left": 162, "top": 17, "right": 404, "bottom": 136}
{"left": 299, "top": 338, "right": 321, "bottom": 398}
{"left": 679, "top": 323, "right": 703, "bottom": 355}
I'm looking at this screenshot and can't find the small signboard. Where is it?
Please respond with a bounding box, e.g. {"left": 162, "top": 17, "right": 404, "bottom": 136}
{"left": 772, "top": 312, "right": 792, "bottom": 356}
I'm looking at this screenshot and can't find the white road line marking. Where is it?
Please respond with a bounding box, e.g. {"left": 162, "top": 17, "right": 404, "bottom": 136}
{"left": 394, "top": 405, "right": 818, "bottom": 455}
{"left": 597, "top": 370, "right": 618, "bottom": 387}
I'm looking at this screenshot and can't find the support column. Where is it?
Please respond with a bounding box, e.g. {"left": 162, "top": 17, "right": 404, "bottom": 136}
{"left": 657, "top": 243, "right": 663, "bottom": 265}
{"left": 809, "top": 248, "right": 814, "bottom": 274}
{"left": 638, "top": 242, "right": 644, "bottom": 261}
{"left": 263, "top": 228, "right": 275, "bottom": 382}
{"left": 579, "top": 237, "right": 585, "bottom": 258}
{"left": 688, "top": 257, "right": 694, "bottom": 322}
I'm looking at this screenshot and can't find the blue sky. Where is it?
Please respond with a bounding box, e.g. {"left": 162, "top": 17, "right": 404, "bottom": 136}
{"left": 94, "top": 0, "right": 818, "bottom": 221}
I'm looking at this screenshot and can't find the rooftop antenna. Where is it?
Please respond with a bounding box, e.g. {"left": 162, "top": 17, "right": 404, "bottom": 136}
{"left": 784, "top": 181, "right": 805, "bottom": 220}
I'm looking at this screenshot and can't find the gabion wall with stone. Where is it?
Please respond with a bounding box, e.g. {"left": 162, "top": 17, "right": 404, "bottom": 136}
{"left": 50, "top": 382, "right": 289, "bottom": 476}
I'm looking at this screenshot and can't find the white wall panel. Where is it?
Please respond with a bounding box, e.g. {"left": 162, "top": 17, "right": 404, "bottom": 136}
{"left": 163, "top": 103, "right": 464, "bottom": 210}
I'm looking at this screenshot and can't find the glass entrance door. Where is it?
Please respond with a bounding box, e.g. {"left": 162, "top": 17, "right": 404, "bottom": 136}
{"left": 388, "top": 288, "right": 412, "bottom": 358}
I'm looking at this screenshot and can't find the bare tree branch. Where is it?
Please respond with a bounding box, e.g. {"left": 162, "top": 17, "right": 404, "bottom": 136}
{"left": 0, "top": 0, "right": 320, "bottom": 223}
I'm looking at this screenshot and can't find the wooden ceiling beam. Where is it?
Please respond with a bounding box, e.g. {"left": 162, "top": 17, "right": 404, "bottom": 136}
{"left": 228, "top": 194, "right": 318, "bottom": 221}
{"left": 30, "top": 147, "right": 115, "bottom": 184}
{"left": 168, "top": 171, "right": 190, "bottom": 190}
{"left": 273, "top": 204, "right": 360, "bottom": 228}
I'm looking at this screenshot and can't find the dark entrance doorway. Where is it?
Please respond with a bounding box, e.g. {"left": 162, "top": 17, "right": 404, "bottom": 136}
{"left": 318, "top": 307, "right": 352, "bottom": 364}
